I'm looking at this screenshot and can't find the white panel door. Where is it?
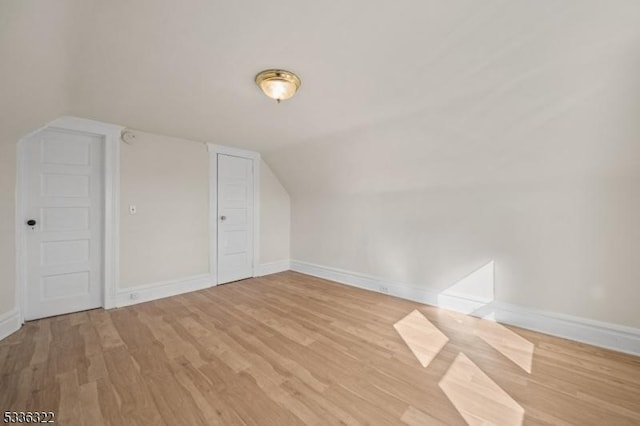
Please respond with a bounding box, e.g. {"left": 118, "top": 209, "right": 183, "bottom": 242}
{"left": 217, "top": 154, "right": 254, "bottom": 284}
{"left": 24, "top": 128, "right": 104, "bottom": 320}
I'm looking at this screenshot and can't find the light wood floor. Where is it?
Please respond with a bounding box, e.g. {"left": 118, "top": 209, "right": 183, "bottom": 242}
{"left": 1, "top": 271, "right": 639, "bottom": 425}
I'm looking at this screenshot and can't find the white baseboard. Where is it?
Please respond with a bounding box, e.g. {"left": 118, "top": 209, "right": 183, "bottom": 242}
{"left": 112, "top": 258, "right": 291, "bottom": 309}
{"left": 290, "top": 259, "right": 640, "bottom": 356}
{"left": 478, "top": 302, "right": 640, "bottom": 357}
{"left": 112, "top": 274, "right": 215, "bottom": 308}
{"left": 0, "top": 309, "right": 22, "bottom": 341}
{"left": 257, "top": 260, "right": 290, "bottom": 277}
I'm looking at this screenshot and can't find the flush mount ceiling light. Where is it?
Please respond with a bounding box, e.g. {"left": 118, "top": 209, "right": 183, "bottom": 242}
{"left": 255, "top": 69, "right": 301, "bottom": 103}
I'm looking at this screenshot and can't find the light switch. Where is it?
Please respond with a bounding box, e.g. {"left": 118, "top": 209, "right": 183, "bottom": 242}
{"left": 129, "top": 205, "right": 137, "bottom": 215}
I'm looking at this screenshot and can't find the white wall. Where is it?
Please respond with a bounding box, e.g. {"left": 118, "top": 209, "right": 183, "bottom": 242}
{"left": 0, "top": 0, "right": 87, "bottom": 317}
{"left": 119, "top": 134, "right": 291, "bottom": 288}
{"left": 119, "top": 132, "right": 210, "bottom": 287}
{"left": 260, "top": 161, "right": 291, "bottom": 264}
{"left": 0, "top": 144, "right": 18, "bottom": 316}
{"left": 289, "top": 178, "right": 640, "bottom": 328}
{"left": 266, "top": 43, "right": 640, "bottom": 330}
{"left": 5, "top": 124, "right": 290, "bottom": 314}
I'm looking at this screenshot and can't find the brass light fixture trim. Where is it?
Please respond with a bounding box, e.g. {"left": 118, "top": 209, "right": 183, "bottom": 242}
{"left": 255, "top": 69, "right": 301, "bottom": 103}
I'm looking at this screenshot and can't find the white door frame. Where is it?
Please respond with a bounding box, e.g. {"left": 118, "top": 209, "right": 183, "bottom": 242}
{"left": 207, "top": 144, "right": 260, "bottom": 282}
{"left": 16, "top": 116, "right": 122, "bottom": 322}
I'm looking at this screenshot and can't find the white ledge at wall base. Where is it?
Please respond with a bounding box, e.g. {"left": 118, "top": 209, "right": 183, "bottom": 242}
{"left": 0, "top": 309, "right": 21, "bottom": 341}
{"left": 290, "top": 259, "right": 640, "bottom": 357}
{"left": 4, "top": 257, "right": 639, "bottom": 358}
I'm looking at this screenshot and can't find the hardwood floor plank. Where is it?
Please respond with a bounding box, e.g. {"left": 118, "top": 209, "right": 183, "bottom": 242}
{"left": 171, "top": 356, "right": 247, "bottom": 425}
{"left": 89, "top": 310, "right": 125, "bottom": 350}
{"left": 79, "top": 381, "right": 104, "bottom": 426}
{"left": 169, "top": 358, "right": 231, "bottom": 426}
{"left": 57, "top": 370, "right": 83, "bottom": 426}
{"left": 227, "top": 325, "right": 330, "bottom": 394}
{"left": 198, "top": 354, "right": 304, "bottom": 425}
{"left": 401, "top": 405, "right": 449, "bottom": 426}
{"left": 1, "top": 271, "right": 639, "bottom": 425}
{"left": 95, "top": 377, "right": 128, "bottom": 426}
{"left": 101, "top": 346, "right": 165, "bottom": 425}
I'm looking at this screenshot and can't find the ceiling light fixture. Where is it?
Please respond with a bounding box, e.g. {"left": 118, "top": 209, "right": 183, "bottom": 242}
{"left": 255, "top": 69, "right": 301, "bottom": 103}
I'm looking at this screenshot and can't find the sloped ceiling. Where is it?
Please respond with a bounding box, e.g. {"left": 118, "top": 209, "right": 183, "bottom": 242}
{"left": 3, "top": 0, "right": 640, "bottom": 194}
{"left": 0, "top": 0, "right": 79, "bottom": 141}
{"left": 70, "top": 0, "right": 499, "bottom": 150}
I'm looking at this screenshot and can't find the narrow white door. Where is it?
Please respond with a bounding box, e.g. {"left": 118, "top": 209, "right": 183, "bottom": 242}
{"left": 217, "top": 154, "right": 254, "bottom": 284}
{"left": 23, "top": 128, "right": 104, "bottom": 320}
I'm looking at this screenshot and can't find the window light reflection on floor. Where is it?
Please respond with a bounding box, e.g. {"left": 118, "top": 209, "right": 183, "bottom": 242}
{"left": 439, "top": 353, "right": 525, "bottom": 426}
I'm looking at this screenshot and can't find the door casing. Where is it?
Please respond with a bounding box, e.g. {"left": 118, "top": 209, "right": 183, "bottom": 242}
{"left": 207, "top": 144, "right": 261, "bottom": 283}
{"left": 16, "top": 121, "right": 261, "bottom": 323}
{"left": 16, "top": 117, "right": 122, "bottom": 323}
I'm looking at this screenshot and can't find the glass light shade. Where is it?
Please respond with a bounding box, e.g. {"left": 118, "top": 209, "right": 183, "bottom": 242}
{"left": 260, "top": 79, "right": 297, "bottom": 101}
{"left": 255, "top": 69, "right": 301, "bottom": 102}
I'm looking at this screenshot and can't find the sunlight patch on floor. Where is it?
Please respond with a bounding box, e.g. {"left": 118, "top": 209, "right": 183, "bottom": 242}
{"left": 477, "top": 316, "right": 534, "bottom": 373}
{"left": 439, "top": 353, "right": 524, "bottom": 426}
{"left": 394, "top": 310, "right": 449, "bottom": 368}
{"left": 401, "top": 405, "right": 446, "bottom": 426}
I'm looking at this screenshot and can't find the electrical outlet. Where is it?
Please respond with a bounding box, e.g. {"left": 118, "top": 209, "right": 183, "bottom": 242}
{"left": 380, "top": 285, "right": 389, "bottom": 294}
{"left": 129, "top": 205, "right": 137, "bottom": 215}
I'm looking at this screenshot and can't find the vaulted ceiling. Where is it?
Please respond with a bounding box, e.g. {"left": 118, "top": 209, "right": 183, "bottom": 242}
{"left": 2, "top": 0, "right": 640, "bottom": 196}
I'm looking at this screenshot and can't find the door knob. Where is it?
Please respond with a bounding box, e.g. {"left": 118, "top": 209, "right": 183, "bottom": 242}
{"left": 26, "top": 219, "right": 37, "bottom": 226}
{"left": 220, "top": 216, "right": 227, "bottom": 221}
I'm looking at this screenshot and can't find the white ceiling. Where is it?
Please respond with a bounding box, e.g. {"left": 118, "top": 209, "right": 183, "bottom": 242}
{"left": 2, "top": 0, "right": 640, "bottom": 197}
{"left": 62, "top": 0, "right": 636, "bottom": 154}
{"left": 70, "top": 0, "right": 498, "bottom": 151}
